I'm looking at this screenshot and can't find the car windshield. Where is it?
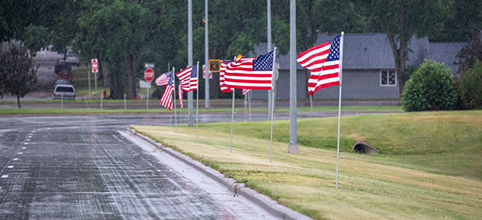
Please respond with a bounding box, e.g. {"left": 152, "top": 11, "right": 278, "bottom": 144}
{"left": 55, "top": 79, "right": 69, "bottom": 84}
{"left": 67, "top": 51, "right": 78, "bottom": 57}
{"left": 56, "top": 87, "right": 74, "bottom": 92}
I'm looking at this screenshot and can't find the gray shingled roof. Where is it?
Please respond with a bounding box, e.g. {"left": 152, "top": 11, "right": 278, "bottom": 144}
{"left": 428, "top": 42, "right": 466, "bottom": 72}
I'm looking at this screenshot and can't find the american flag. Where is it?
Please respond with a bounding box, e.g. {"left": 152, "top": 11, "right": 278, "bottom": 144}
{"left": 160, "top": 70, "right": 175, "bottom": 110}
{"left": 176, "top": 65, "right": 198, "bottom": 92}
{"left": 155, "top": 71, "right": 171, "bottom": 86}
{"left": 297, "top": 35, "right": 341, "bottom": 95}
{"left": 242, "top": 89, "right": 251, "bottom": 95}
{"left": 178, "top": 84, "right": 183, "bottom": 108}
{"left": 225, "top": 51, "right": 274, "bottom": 90}
{"left": 219, "top": 60, "right": 234, "bottom": 93}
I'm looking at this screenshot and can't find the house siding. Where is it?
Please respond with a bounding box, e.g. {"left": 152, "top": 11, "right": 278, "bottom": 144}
{"left": 251, "top": 69, "right": 400, "bottom": 100}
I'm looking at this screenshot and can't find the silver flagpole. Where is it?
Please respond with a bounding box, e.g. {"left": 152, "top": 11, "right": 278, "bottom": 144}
{"left": 173, "top": 67, "right": 177, "bottom": 132}
{"left": 310, "top": 95, "right": 313, "bottom": 112}
{"left": 244, "top": 93, "right": 247, "bottom": 122}
{"left": 230, "top": 89, "right": 235, "bottom": 152}
{"left": 248, "top": 92, "right": 252, "bottom": 121}
{"left": 269, "top": 47, "right": 277, "bottom": 163}
{"left": 336, "top": 32, "right": 345, "bottom": 189}
{"left": 196, "top": 61, "right": 199, "bottom": 139}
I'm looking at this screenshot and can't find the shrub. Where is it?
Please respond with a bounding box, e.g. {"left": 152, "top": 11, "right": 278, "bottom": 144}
{"left": 402, "top": 60, "right": 457, "bottom": 111}
{"left": 460, "top": 60, "right": 482, "bottom": 109}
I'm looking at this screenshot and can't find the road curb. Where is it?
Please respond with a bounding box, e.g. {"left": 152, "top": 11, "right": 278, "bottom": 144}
{"left": 129, "top": 128, "right": 311, "bottom": 220}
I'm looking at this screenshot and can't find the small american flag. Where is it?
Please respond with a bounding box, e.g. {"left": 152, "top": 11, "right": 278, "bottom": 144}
{"left": 297, "top": 35, "right": 341, "bottom": 95}
{"left": 176, "top": 65, "right": 198, "bottom": 92}
{"left": 155, "top": 71, "right": 171, "bottom": 86}
{"left": 160, "top": 71, "right": 175, "bottom": 110}
{"left": 225, "top": 51, "right": 274, "bottom": 90}
{"left": 178, "top": 84, "right": 183, "bottom": 108}
{"left": 242, "top": 89, "right": 251, "bottom": 96}
{"left": 219, "top": 60, "right": 234, "bottom": 93}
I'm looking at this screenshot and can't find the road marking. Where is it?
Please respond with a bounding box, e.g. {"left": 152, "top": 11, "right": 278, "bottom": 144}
{"left": 1, "top": 175, "right": 8, "bottom": 178}
{"left": 7, "top": 166, "right": 13, "bottom": 169}
{"left": 28, "top": 136, "right": 32, "bottom": 138}
{"left": 18, "top": 152, "right": 23, "bottom": 155}
{"left": 24, "top": 143, "right": 29, "bottom": 145}
{"left": 26, "top": 139, "right": 31, "bottom": 141}
{"left": 22, "top": 147, "right": 26, "bottom": 150}
{"left": 13, "top": 158, "right": 18, "bottom": 161}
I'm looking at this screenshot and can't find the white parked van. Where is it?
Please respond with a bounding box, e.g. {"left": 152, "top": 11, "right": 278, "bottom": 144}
{"left": 52, "top": 84, "right": 76, "bottom": 100}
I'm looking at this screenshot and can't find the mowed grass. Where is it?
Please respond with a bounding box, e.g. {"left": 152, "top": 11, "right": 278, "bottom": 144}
{"left": 132, "top": 110, "right": 482, "bottom": 220}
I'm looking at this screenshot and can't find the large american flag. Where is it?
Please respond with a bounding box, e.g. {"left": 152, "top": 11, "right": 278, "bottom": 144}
{"left": 160, "top": 70, "right": 175, "bottom": 110}
{"left": 225, "top": 51, "right": 274, "bottom": 90}
{"left": 297, "top": 35, "right": 341, "bottom": 95}
{"left": 219, "top": 60, "right": 234, "bottom": 93}
{"left": 176, "top": 65, "right": 198, "bottom": 92}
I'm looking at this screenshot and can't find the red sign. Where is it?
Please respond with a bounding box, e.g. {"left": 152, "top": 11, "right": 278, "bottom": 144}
{"left": 144, "top": 68, "right": 155, "bottom": 82}
{"left": 91, "top": 59, "right": 98, "bottom": 73}
{"left": 203, "top": 65, "right": 212, "bottom": 79}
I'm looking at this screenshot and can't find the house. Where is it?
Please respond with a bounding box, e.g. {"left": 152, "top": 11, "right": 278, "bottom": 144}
{"left": 249, "top": 33, "right": 465, "bottom": 100}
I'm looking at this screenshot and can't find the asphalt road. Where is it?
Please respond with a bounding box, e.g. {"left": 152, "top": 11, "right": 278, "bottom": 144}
{"left": 0, "top": 114, "right": 296, "bottom": 219}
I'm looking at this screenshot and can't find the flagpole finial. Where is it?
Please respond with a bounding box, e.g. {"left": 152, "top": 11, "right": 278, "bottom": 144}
{"left": 341, "top": 32, "right": 344, "bottom": 36}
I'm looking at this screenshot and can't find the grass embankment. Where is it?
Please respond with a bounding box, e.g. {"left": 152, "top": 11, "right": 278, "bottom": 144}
{"left": 132, "top": 111, "right": 482, "bottom": 220}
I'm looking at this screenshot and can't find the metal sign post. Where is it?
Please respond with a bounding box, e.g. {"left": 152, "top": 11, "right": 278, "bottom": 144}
{"left": 144, "top": 67, "right": 155, "bottom": 110}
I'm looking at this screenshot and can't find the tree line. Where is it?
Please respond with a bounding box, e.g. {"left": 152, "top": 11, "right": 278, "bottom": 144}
{"left": 1, "top": 0, "right": 481, "bottom": 100}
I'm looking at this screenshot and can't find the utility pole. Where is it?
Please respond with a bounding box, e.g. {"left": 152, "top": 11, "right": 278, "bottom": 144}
{"left": 188, "top": 0, "right": 194, "bottom": 126}
{"left": 288, "top": 0, "right": 299, "bottom": 153}
{"left": 267, "top": 0, "right": 272, "bottom": 120}
{"left": 204, "top": 0, "right": 210, "bottom": 108}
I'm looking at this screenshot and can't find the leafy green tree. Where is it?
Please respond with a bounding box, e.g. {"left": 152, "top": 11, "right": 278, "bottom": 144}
{"left": 0, "top": 43, "right": 38, "bottom": 108}
{"left": 430, "top": 0, "right": 482, "bottom": 42}
{"left": 455, "top": 31, "right": 482, "bottom": 76}
{"left": 367, "top": 0, "right": 453, "bottom": 95}
{"left": 77, "top": 0, "right": 154, "bottom": 99}
{"left": 460, "top": 60, "right": 482, "bottom": 109}
{"left": 0, "top": 0, "right": 82, "bottom": 54}
{"left": 402, "top": 60, "right": 457, "bottom": 111}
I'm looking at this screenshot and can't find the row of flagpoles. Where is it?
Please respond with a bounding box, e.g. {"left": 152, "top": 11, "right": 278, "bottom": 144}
{"left": 155, "top": 33, "right": 344, "bottom": 187}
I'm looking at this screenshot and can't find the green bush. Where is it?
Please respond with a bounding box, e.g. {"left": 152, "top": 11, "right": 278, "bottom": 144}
{"left": 460, "top": 60, "right": 482, "bottom": 109}
{"left": 402, "top": 60, "right": 457, "bottom": 111}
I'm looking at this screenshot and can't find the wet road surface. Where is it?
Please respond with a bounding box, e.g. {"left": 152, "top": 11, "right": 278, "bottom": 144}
{"left": 0, "top": 114, "right": 291, "bottom": 219}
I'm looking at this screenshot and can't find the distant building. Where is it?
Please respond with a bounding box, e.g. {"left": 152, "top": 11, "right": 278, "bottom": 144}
{"left": 250, "top": 33, "right": 465, "bottom": 100}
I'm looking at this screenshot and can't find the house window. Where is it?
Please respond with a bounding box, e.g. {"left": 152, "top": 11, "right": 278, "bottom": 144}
{"left": 380, "top": 71, "right": 396, "bottom": 86}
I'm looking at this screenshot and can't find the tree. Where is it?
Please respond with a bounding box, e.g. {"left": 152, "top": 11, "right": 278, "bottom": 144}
{"left": 460, "top": 60, "right": 482, "bottom": 109}
{"left": 368, "top": 0, "right": 453, "bottom": 95}
{"left": 430, "top": 0, "right": 482, "bottom": 42}
{"left": 0, "top": 43, "right": 38, "bottom": 108}
{"left": 402, "top": 60, "right": 457, "bottom": 112}
{"left": 455, "top": 31, "right": 482, "bottom": 76}
{"left": 77, "top": 0, "right": 154, "bottom": 99}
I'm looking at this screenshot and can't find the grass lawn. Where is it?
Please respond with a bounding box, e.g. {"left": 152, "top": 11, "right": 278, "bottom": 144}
{"left": 132, "top": 110, "right": 482, "bottom": 220}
